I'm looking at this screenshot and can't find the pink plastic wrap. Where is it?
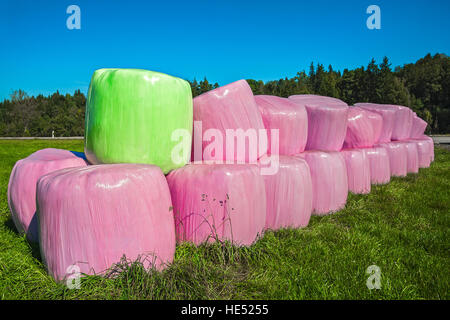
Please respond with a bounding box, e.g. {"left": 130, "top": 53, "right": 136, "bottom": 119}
{"left": 7, "top": 148, "right": 87, "bottom": 242}
{"left": 166, "top": 164, "right": 266, "bottom": 246}
{"left": 254, "top": 95, "right": 308, "bottom": 155}
{"left": 296, "top": 151, "right": 348, "bottom": 215}
{"left": 409, "top": 113, "right": 428, "bottom": 139}
{"left": 193, "top": 80, "right": 265, "bottom": 163}
{"left": 258, "top": 156, "right": 312, "bottom": 230}
{"left": 366, "top": 110, "right": 383, "bottom": 144}
{"left": 356, "top": 103, "right": 413, "bottom": 141}
{"left": 423, "top": 135, "right": 435, "bottom": 162}
{"left": 377, "top": 142, "right": 408, "bottom": 177}
{"left": 364, "top": 147, "right": 391, "bottom": 185}
{"left": 37, "top": 164, "right": 175, "bottom": 281}
{"left": 289, "top": 97, "right": 349, "bottom": 152}
{"left": 356, "top": 103, "right": 396, "bottom": 143}
{"left": 340, "top": 149, "right": 371, "bottom": 194}
{"left": 289, "top": 94, "right": 348, "bottom": 106}
{"left": 390, "top": 105, "right": 414, "bottom": 140}
{"left": 289, "top": 95, "right": 349, "bottom": 152}
{"left": 344, "top": 107, "right": 382, "bottom": 148}
{"left": 414, "top": 139, "right": 431, "bottom": 168}
{"left": 400, "top": 141, "right": 419, "bottom": 174}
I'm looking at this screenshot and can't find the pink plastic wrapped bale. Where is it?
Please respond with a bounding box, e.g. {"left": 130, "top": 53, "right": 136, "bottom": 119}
{"left": 344, "top": 107, "right": 382, "bottom": 148}
{"left": 304, "top": 104, "right": 348, "bottom": 151}
{"left": 254, "top": 95, "right": 308, "bottom": 155}
{"left": 364, "top": 147, "right": 391, "bottom": 185}
{"left": 7, "top": 148, "right": 87, "bottom": 243}
{"left": 356, "top": 103, "right": 396, "bottom": 143}
{"left": 356, "top": 103, "right": 413, "bottom": 141}
{"left": 340, "top": 149, "right": 371, "bottom": 194}
{"left": 414, "top": 139, "right": 431, "bottom": 168}
{"left": 166, "top": 164, "right": 266, "bottom": 246}
{"left": 37, "top": 164, "right": 175, "bottom": 281}
{"left": 193, "top": 80, "right": 265, "bottom": 163}
{"left": 288, "top": 98, "right": 349, "bottom": 151}
{"left": 377, "top": 142, "right": 408, "bottom": 177}
{"left": 258, "top": 155, "right": 312, "bottom": 230}
{"left": 296, "top": 151, "right": 348, "bottom": 215}
{"left": 289, "top": 94, "right": 348, "bottom": 106}
{"left": 423, "top": 135, "right": 435, "bottom": 162}
{"left": 409, "top": 113, "right": 428, "bottom": 139}
{"left": 400, "top": 141, "right": 419, "bottom": 174}
{"left": 366, "top": 109, "right": 383, "bottom": 143}
{"left": 389, "top": 105, "right": 414, "bottom": 141}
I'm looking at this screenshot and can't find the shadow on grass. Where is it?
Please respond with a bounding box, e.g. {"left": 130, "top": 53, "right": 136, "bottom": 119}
{"left": 3, "top": 216, "right": 18, "bottom": 235}
{"left": 3, "top": 216, "right": 42, "bottom": 262}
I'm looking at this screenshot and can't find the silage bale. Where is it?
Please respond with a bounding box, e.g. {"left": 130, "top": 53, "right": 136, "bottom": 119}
{"left": 377, "top": 142, "right": 408, "bottom": 177}
{"left": 413, "top": 136, "right": 434, "bottom": 166}
{"left": 356, "top": 103, "right": 413, "bottom": 141}
{"left": 414, "top": 139, "right": 431, "bottom": 168}
{"left": 401, "top": 141, "right": 419, "bottom": 174}
{"left": 258, "top": 155, "right": 312, "bottom": 230}
{"left": 288, "top": 94, "right": 348, "bottom": 106}
{"left": 296, "top": 151, "right": 348, "bottom": 215}
{"left": 37, "top": 164, "right": 175, "bottom": 281}
{"left": 289, "top": 95, "right": 349, "bottom": 152}
{"left": 84, "top": 68, "right": 193, "bottom": 174}
{"left": 254, "top": 95, "right": 308, "bottom": 155}
{"left": 340, "top": 149, "right": 371, "bottom": 194}
{"left": 193, "top": 80, "right": 266, "bottom": 163}
{"left": 409, "top": 113, "right": 428, "bottom": 139}
{"left": 389, "top": 104, "right": 414, "bottom": 141}
{"left": 288, "top": 98, "right": 349, "bottom": 152}
{"left": 7, "top": 148, "right": 87, "bottom": 242}
{"left": 356, "top": 103, "right": 396, "bottom": 143}
{"left": 366, "top": 109, "right": 383, "bottom": 144}
{"left": 423, "top": 135, "right": 435, "bottom": 162}
{"left": 344, "top": 107, "right": 382, "bottom": 148}
{"left": 166, "top": 164, "right": 266, "bottom": 246}
{"left": 364, "top": 147, "right": 391, "bottom": 185}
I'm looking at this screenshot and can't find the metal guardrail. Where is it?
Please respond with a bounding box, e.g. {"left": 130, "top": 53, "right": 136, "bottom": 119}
{"left": 0, "top": 136, "right": 448, "bottom": 143}
{"left": 432, "top": 136, "right": 450, "bottom": 144}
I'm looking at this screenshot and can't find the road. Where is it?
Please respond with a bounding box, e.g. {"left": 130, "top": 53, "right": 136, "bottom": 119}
{"left": 431, "top": 136, "right": 450, "bottom": 144}
{"left": 0, "top": 135, "right": 449, "bottom": 144}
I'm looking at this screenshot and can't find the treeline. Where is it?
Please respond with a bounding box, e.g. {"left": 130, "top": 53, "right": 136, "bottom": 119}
{"left": 0, "top": 89, "right": 86, "bottom": 137}
{"left": 0, "top": 53, "right": 448, "bottom": 136}
{"left": 246, "top": 53, "right": 449, "bottom": 133}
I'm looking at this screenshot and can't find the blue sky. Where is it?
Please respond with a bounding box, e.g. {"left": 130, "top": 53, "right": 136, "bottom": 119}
{"left": 0, "top": 0, "right": 449, "bottom": 100}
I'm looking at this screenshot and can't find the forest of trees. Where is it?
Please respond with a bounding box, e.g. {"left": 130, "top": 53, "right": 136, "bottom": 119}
{"left": 0, "top": 53, "right": 448, "bottom": 137}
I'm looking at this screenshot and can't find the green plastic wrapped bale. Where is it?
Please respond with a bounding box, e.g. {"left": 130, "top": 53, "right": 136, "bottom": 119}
{"left": 85, "top": 69, "right": 193, "bottom": 173}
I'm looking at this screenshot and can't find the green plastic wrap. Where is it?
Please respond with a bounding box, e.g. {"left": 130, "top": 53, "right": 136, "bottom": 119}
{"left": 85, "top": 69, "right": 193, "bottom": 174}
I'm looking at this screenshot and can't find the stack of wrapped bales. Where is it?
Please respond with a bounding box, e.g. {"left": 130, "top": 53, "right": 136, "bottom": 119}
{"left": 288, "top": 95, "right": 349, "bottom": 212}
{"left": 356, "top": 102, "right": 432, "bottom": 175}
{"left": 7, "top": 71, "right": 435, "bottom": 283}
{"left": 10, "top": 69, "right": 192, "bottom": 281}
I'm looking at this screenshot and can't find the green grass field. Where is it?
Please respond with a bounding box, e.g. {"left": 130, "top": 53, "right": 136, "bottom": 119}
{"left": 0, "top": 140, "right": 448, "bottom": 300}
